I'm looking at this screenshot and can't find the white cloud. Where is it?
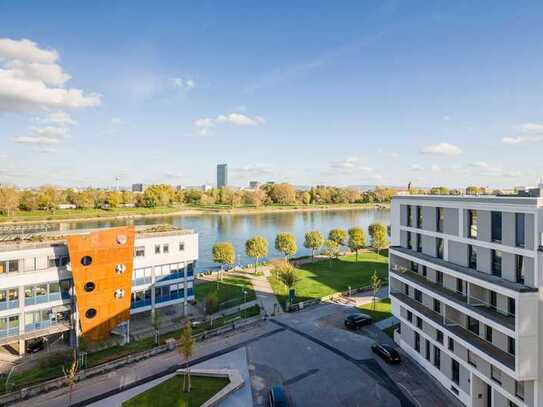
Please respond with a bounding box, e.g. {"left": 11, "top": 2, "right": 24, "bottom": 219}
{"left": 421, "top": 142, "right": 462, "bottom": 156}
{"left": 0, "top": 37, "right": 101, "bottom": 112}
{"left": 193, "top": 112, "right": 265, "bottom": 136}
{"left": 410, "top": 164, "right": 424, "bottom": 171}
{"left": 502, "top": 122, "right": 543, "bottom": 144}
{"left": 231, "top": 164, "right": 274, "bottom": 178}
{"left": 41, "top": 111, "right": 77, "bottom": 126}
{"left": 13, "top": 110, "right": 77, "bottom": 149}
{"left": 170, "top": 77, "right": 195, "bottom": 91}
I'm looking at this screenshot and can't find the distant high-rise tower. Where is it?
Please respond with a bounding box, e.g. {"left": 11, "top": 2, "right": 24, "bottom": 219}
{"left": 217, "top": 164, "right": 228, "bottom": 188}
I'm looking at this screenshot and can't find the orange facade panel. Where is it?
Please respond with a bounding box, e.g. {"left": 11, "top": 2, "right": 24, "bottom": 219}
{"left": 67, "top": 226, "right": 135, "bottom": 342}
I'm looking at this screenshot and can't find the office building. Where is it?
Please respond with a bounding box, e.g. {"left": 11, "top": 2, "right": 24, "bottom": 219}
{"left": 0, "top": 225, "right": 197, "bottom": 355}
{"left": 217, "top": 164, "right": 228, "bottom": 189}
{"left": 132, "top": 183, "right": 145, "bottom": 193}
{"left": 389, "top": 195, "right": 540, "bottom": 407}
{"left": 249, "top": 181, "right": 260, "bottom": 190}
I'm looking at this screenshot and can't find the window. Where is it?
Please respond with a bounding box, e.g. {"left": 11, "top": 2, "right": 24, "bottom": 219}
{"left": 491, "top": 211, "right": 502, "bottom": 243}
{"left": 425, "top": 340, "right": 431, "bottom": 360}
{"left": 410, "top": 261, "right": 418, "bottom": 272}
{"left": 515, "top": 381, "right": 525, "bottom": 401}
{"left": 116, "top": 234, "right": 127, "bottom": 245}
{"left": 489, "top": 291, "right": 497, "bottom": 310}
{"left": 491, "top": 365, "right": 502, "bottom": 384}
{"left": 0, "top": 260, "right": 19, "bottom": 274}
{"left": 135, "top": 246, "right": 145, "bottom": 257}
{"left": 85, "top": 308, "right": 97, "bottom": 319}
{"left": 508, "top": 337, "right": 515, "bottom": 355}
{"left": 491, "top": 250, "right": 502, "bottom": 277}
{"left": 84, "top": 282, "right": 95, "bottom": 292}
{"left": 434, "top": 347, "right": 441, "bottom": 369}
{"left": 416, "top": 234, "right": 422, "bottom": 252}
{"left": 468, "top": 245, "right": 477, "bottom": 269}
{"left": 414, "top": 289, "right": 422, "bottom": 303}
{"left": 508, "top": 297, "right": 516, "bottom": 316}
{"left": 407, "top": 205, "right": 413, "bottom": 227}
{"left": 468, "top": 316, "right": 479, "bottom": 335}
{"left": 404, "top": 284, "right": 409, "bottom": 296}
{"left": 115, "top": 264, "right": 126, "bottom": 274}
{"left": 407, "top": 231, "right": 412, "bottom": 249}
{"left": 416, "top": 206, "right": 423, "bottom": 228}
{"left": 433, "top": 299, "right": 441, "bottom": 313}
{"left": 179, "top": 242, "right": 185, "bottom": 251}
{"left": 467, "top": 350, "right": 477, "bottom": 367}
{"left": 448, "top": 337, "right": 454, "bottom": 351}
{"left": 155, "top": 245, "right": 161, "bottom": 254}
{"left": 436, "top": 238, "right": 444, "bottom": 259}
{"left": 414, "top": 332, "right": 420, "bottom": 352}
{"left": 436, "top": 271, "right": 443, "bottom": 286}
{"left": 456, "top": 278, "right": 464, "bottom": 295}
{"left": 451, "top": 359, "right": 460, "bottom": 385}
{"left": 468, "top": 209, "right": 478, "bottom": 238}
{"left": 48, "top": 256, "right": 68, "bottom": 268}
{"left": 163, "top": 244, "right": 169, "bottom": 254}
{"left": 416, "top": 316, "right": 422, "bottom": 329}
{"left": 422, "top": 265, "right": 427, "bottom": 278}
{"left": 515, "top": 213, "right": 525, "bottom": 247}
{"left": 437, "top": 207, "right": 444, "bottom": 233}
{"left": 407, "top": 310, "right": 413, "bottom": 323}
{"left": 80, "top": 256, "right": 92, "bottom": 266}
{"left": 485, "top": 326, "right": 493, "bottom": 342}
{"left": 436, "top": 330, "right": 443, "bottom": 344}
{"left": 515, "top": 255, "right": 524, "bottom": 284}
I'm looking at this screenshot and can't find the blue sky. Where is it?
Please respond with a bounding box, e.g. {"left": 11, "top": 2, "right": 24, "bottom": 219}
{"left": 1, "top": 1, "right": 543, "bottom": 188}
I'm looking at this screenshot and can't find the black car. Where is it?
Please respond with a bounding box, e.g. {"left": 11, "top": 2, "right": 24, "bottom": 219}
{"left": 344, "top": 313, "right": 373, "bottom": 329}
{"left": 26, "top": 338, "right": 45, "bottom": 354}
{"left": 371, "top": 343, "right": 401, "bottom": 364}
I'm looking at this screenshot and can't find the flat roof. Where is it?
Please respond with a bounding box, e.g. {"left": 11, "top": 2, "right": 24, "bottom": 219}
{"left": 392, "top": 194, "right": 543, "bottom": 207}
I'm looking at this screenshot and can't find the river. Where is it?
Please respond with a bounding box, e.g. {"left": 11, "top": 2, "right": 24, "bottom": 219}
{"left": 34, "top": 208, "right": 390, "bottom": 272}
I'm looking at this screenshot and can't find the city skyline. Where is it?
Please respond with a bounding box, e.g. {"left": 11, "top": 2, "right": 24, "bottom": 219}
{"left": 2, "top": 2, "right": 543, "bottom": 188}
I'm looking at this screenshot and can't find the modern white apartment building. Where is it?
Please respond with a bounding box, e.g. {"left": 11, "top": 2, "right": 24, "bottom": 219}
{"left": 389, "top": 195, "right": 542, "bottom": 407}
{"left": 0, "top": 225, "right": 197, "bottom": 355}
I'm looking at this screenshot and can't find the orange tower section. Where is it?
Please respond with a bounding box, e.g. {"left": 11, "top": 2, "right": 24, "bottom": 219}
{"left": 66, "top": 226, "right": 135, "bottom": 342}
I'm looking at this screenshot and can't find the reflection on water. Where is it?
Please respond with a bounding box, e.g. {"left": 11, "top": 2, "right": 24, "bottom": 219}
{"left": 46, "top": 208, "right": 390, "bottom": 272}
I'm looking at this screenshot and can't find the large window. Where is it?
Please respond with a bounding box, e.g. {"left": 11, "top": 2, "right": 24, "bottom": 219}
{"left": 468, "top": 210, "right": 478, "bottom": 238}
{"left": 414, "top": 289, "right": 422, "bottom": 303}
{"left": 436, "top": 238, "right": 444, "bottom": 259}
{"left": 134, "top": 246, "right": 145, "bottom": 257}
{"left": 436, "top": 270, "right": 443, "bottom": 286}
{"left": 406, "top": 231, "right": 412, "bottom": 250}
{"left": 48, "top": 256, "right": 68, "bottom": 268}
{"left": 515, "top": 381, "right": 525, "bottom": 401}
{"left": 0, "top": 260, "right": 19, "bottom": 274}
{"left": 491, "top": 211, "right": 502, "bottom": 243}
{"left": 416, "top": 206, "right": 423, "bottom": 228}
{"left": 491, "top": 365, "right": 502, "bottom": 384}
{"left": 486, "top": 326, "right": 493, "bottom": 342}
{"left": 515, "top": 255, "right": 524, "bottom": 284}
{"left": 436, "top": 207, "right": 444, "bottom": 233}
{"left": 468, "top": 245, "right": 477, "bottom": 269}
{"left": 515, "top": 213, "right": 525, "bottom": 247}
{"left": 491, "top": 250, "right": 502, "bottom": 277}
{"left": 0, "top": 288, "right": 19, "bottom": 311}
{"left": 508, "top": 297, "right": 516, "bottom": 316}
{"left": 434, "top": 347, "right": 441, "bottom": 369}
{"left": 414, "top": 332, "right": 420, "bottom": 352}
{"left": 425, "top": 339, "right": 431, "bottom": 361}
{"left": 407, "top": 205, "right": 413, "bottom": 227}
{"left": 416, "top": 234, "right": 422, "bottom": 252}
{"left": 508, "top": 337, "right": 515, "bottom": 355}
{"left": 468, "top": 316, "right": 479, "bottom": 335}
{"left": 451, "top": 359, "right": 460, "bottom": 385}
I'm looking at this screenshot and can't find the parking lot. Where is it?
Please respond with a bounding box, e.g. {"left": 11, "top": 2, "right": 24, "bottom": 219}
{"left": 248, "top": 303, "right": 463, "bottom": 407}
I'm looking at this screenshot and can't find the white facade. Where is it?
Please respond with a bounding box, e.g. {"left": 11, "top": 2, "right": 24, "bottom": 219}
{"left": 389, "top": 195, "right": 543, "bottom": 407}
{"left": 0, "top": 226, "right": 198, "bottom": 354}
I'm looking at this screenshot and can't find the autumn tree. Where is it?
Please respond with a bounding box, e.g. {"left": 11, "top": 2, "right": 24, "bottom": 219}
{"left": 322, "top": 239, "right": 339, "bottom": 266}
{"left": 369, "top": 223, "right": 389, "bottom": 256}
{"left": 0, "top": 186, "right": 20, "bottom": 216}
{"left": 178, "top": 323, "right": 195, "bottom": 393}
{"left": 268, "top": 183, "right": 296, "bottom": 205}
{"left": 212, "top": 242, "right": 235, "bottom": 279}
{"left": 304, "top": 230, "right": 324, "bottom": 260}
{"left": 245, "top": 235, "right": 268, "bottom": 273}
{"left": 275, "top": 232, "right": 297, "bottom": 260}
{"left": 301, "top": 191, "right": 311, "bottom": 205}
{"left": 36, "top": 186, "right": 58, "bottom": 212}
{"left": 348, "top": 227, "right": 366, "bottom": 261}
{"left": 18, "top": 190, "right": 37, "bottom": 211}
{"left": 328, "top": 228, "right": 347, "bottom": 246}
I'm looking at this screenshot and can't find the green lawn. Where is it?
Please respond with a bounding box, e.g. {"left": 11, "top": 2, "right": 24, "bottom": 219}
{"left": 123, "top": 375, "right": 229, "bottom": 407}
{"left": 357, "top": 298, "right": 392, "bottom": 322}
{"left": 269, "top": 251, "right": 388, "bottom": 309}
{"left": 195, "top": 275, "right": 256, "bottom": 310}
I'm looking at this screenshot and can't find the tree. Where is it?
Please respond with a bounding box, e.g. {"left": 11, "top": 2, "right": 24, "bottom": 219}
{"left": 301, "top": 191, "right": 311, "bottom": 205}
{"left": 275, "top": 232, "right": 297, "bottom": 260}
{"left": 466, "top": 186, "right": 482, "bottom": 195}
{"left": 328, "top": 228, "right": 347, "bottom": 246}
{"left": 63, "top": 351, "right": 79, "bottom": 407}
{"left": 370, "top": 223, "right": 389, "bottom": 256}
{"left": 18, "top": 190, "right": 37, "bottom": 211}
{"left": 430, "top": 186, "right": 449, "bottom": 195}
{"left": 106, "top": 191, "right": 122, "bottom": 208}
{"left": 205, "top": 293, "right": 219, "bottom": 315}
{"left": 212, "top": 242, "right": 235, "bottom": 279}
{"left": 73, "top": 190, "right": 94, "bottom": 209}
{"left": 0, "top": 186, "right": 20, "bottom": 216}
{"left": 322, "top": 239, "right": 339, "bottom": 266}
{"left": 348, "top": 227, "right": 366, "bottom": 261}
{"left": 304, "top": 231, "right": 324, "bottom": 260}
{"left": 370, "top": 270, "right": 382, "bottom": 310}
{"left": 36, "top": 185, "right": 58, "bottom": 211}
{"left": 245, "top": 235, "right": 268, "bottom": 273}
{"left": 268, "top": 183, "right": 296, "bottom": 205}
{"left": 274, "top": 262, "right": 298, "bottom": 298}
{"left": 178, "top": 323, "right": 195, "bottom": 393}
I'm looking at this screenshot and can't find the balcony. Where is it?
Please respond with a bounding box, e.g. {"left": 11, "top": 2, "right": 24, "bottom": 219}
{"left": 390, "top": 266, "right": 515, "bottom": 331}
{"left": 156, "top": 291, "right": 183, "bottom": 304}
{"left": 390, "top": 246, "right": 537, "bottom": 293}
{"left": 391, "top": 291, "right": 515, "bottom": 370}
{"left": 131, "top": 298, "right": 151, "bottom": 309}
{"left": 24, "top": 292, "right": 68, "bottom": 306}
{"left": 0, "top": 299, "right": 19, "bottom": 311}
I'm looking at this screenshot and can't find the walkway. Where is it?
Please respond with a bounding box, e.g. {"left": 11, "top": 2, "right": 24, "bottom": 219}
{"left": 228, "top": 268, "right": 282, "bottom": 317}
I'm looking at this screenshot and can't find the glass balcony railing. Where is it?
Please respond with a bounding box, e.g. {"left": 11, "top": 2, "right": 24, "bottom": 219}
{"left": 132, "top": 277, "right": 152, "bottom": 286}
{"left": 0, "top": 300, "right": 19, "bottom": 311}
{"left": 25, "top": 292, "right": 67, "bottom": 306}
{"left": 131, "top": 298, "right": 152, "bottom": 309}
{"left": 156, "top": 291, "right": 183, "bottom": 304}
{"left": 0, "top": 327, "right": 19, "bottom": 338}
{"left": 25, "top": 319, "right": 56, "bottom": 332}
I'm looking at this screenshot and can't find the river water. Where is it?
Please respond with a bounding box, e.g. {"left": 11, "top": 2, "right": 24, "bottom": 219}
{"left": 35, "top": 208, "right": 390, "bottom": 272}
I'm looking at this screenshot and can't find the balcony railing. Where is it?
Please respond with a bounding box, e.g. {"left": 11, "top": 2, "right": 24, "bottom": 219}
{"left": 390, "top": 291, "right": 515, "bottom": 370}
{"left": 24, "top": 292, "right": 67, "bottom": 306}
{"left": 0, "top": 300, "right": 19, "bottom": 311}
{"left": 131, "top": 298, "right": 151, "bottom": 309}
{"left": 390, "top": 265, "right": 515, "bottom": 330}
{"left": 0, "top": 327, "right": 19, "bottom": 339}
{"left": 132, "top": 277, "right": 152, "bottom": 287}
{"left": 156, "top": 291, "right": 183, "bottom": 304}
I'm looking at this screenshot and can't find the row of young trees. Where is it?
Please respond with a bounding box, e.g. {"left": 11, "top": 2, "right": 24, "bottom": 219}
{"left": 0, "top": 183, "right": 397, "bottom": 216}
{"left": 210, "top": 223, "right": 390, "bottom": 271}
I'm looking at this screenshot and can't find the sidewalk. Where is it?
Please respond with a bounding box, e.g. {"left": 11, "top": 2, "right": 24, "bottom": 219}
{"left": 229, "top": 268, "right": 282, "bottom": 317}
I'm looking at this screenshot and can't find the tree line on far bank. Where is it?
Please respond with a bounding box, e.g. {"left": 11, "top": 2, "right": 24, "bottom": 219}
{"left": 0, "top": 183, "right": 396, "bottom": 216}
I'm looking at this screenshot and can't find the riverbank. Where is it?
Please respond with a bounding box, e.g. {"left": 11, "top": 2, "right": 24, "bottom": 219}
{"left": 0, "top": 203, "right": 389, "bottom": 226}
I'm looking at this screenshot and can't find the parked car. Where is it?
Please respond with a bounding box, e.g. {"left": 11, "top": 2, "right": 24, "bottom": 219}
{"left": 26, "top": 338, "right": 45, "bottom": 354}
{"left": 344, "top": 313, "right": 373, "bottom": 330}
{"left": 268, "top": 384, "right": 289, "bottom": 406}
{"left": 371, "top": 342, "right": 401, "bottom": 364}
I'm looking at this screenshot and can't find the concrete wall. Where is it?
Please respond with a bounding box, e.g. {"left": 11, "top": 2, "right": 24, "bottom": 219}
{"left": 444, "top": 208, "right": 459, "bottom": 236}
{"left": 478, "top": 210, "right": 491, "bottom": 242}
{"left": 422, "top": 235, "right": 436, "bottom": 257}
{"left": 422, "top": 206, "right": 437, "bottom": 232}
{"left": 448, "top": 241, "right": 468, "bottom": 267}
